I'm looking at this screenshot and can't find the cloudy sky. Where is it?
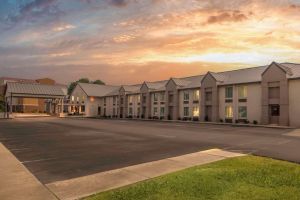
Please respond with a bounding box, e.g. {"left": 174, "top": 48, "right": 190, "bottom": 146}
{"left": 0, "top": 0, "right": 300, "bottom": 85}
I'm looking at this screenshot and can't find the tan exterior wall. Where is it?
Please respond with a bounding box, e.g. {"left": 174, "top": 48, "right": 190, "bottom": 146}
{"left": 219, "top": 83, "right": 261, "bottom": 123}
{"left": 289, "top": 79, "right": 300, "bottom": 127}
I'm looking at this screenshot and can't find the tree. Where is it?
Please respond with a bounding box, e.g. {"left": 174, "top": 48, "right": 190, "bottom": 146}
{"left": 68, "top": 78, "right": 105, "bottom": 95}
{"left": 93, "top": 80, "right": 105, "bottom": 85}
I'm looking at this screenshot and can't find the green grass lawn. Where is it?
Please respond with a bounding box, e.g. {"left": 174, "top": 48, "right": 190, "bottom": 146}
{"left": 85, "top": 156, "right": 300, "bottom": 200}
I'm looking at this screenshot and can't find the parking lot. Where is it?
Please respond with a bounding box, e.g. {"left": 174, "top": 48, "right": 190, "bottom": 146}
{"left": 0, "top": 118, "right": 299, "bottom": 184}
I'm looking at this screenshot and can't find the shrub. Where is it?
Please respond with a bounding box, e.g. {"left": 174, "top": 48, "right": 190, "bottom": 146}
{"left": 220, "top": 119, "right": 224, "bottom": 123}
{"left": 235, "top": 119, "right": 239, "bottom": 124}
{"left": 193, "top": 117, "right": 199, "bottom": 121}
{"left": 253, "top": 120, "right": 258, "bottom": 125}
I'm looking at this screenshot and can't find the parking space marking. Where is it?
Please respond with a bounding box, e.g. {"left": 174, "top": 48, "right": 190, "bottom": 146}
{"left": 22, "top": 158, "right": 57, "bottom": 164}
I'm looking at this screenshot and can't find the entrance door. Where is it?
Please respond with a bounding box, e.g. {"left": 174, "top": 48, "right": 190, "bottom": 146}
{"left": 269, "top": 105, "right": 280, "bottom": 124}
{"left": 205, "top": 106, "right": 212, "bottom": 121}
{"left": 98, "top": 107, "right": 101, "bottom": 115}
{"left": 168, "top": 106, "right": 173, "bottom": 120}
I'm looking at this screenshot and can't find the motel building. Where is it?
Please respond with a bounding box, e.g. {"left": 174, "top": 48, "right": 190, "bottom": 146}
{"left": 1, "top": 77, "right": 68, "bottom": 118}
{"left": 68, "top": 62, "right": 300, "bottom": 127}
{"left": 2, "top": 62, "right": 300, "bottom": 127}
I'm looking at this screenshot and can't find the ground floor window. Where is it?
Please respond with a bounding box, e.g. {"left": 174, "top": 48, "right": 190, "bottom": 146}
{"left": 113, "top": 108, "right": 116, "bottom": 116}
{"left": 270, "top": 105, "right": 280, "bottom": 116}
{"left": 225, "top": 106, "right": 233, "bottom": 118}
{"left": 160, "top": 107, "right": 165, "bottom": 116}
{"left": 193, "top": 106, "right": 199, "bottom": 117}
{"left": 137, "top": 107, "right": 140, "bottom": 116}
{"left": 153, "top": 107, "right": 158, "bottom": 116}
{"left": 81, "top": 105, "right": 85, "bottom": 113}
{"left": 238, "top": 106, "right": 247, "bottom": 119}
{"left": 129, "top": 107, "right": 133, "bottom": 116}
{"left": 103, "top": 108, "right": 106, "bottom": 116}
{"left": 184, "top": 107, "right": 189, "bottom": 117}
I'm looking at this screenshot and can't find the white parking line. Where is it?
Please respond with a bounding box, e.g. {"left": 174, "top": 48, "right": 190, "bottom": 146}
{"left": 22, "top": 158, "right": 57, "bottom": 164}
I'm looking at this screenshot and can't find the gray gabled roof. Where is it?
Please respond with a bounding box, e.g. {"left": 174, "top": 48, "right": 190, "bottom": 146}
{"left": 5, "top": 82, "right": 67, "bottom": 97}
{"left": 78, "top": 83, "right": 120, "bottom": 97}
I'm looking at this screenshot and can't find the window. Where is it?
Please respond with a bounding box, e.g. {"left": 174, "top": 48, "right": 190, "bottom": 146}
{"left": 76, "top": 97, "right": 79, "bottom": 102}
{"left": 142, "top": 95, "right": 146, "bottom": 103}
{"left": 81, "top": 106, "right": 85, "bottom": 112}
{"left": 129, "top": 107, "right": 133, "bottom": 115}
{"left": 205, "top": 92, "right": 212, "bottom": 101}
{"left": 120, "top": 97, "right": 124, "bottom": 104}
{"left": 153, "top": 107, "right": 158, "bottom": 116}
{"left": 71, "top": 96, "right": 74, "bottom": 101}
{"left": 193, "top": 106, "right": 199, "bottom": 117}
{"left": 238, "top": 106, "right": 247, "bottom": 119}
{"left": 103, "top": 108, "right": 106, "bottom": 116}
{"left": 160, "top": 107, "right": 165, "bottom": 116}
{"left": 271, "top": 105, "right": 280, "bottom": 116}
{"left": 225, "top": 106, "right": 233, "bottom": 118}
{"left": 113, "top": 96, "right": 117, "bottom": 104}
{"left": 160, "top": 93, "right": 165, "bottom": 102}
{"left": 184, "top": 107, "right": 189, "bottom": 117}
{"left": 113, "top": 108, "right": 116, "bottom": 116}
{"left": 193, "top": 90, "right": 200, "bottom": 101}
{"left": 269, "top": 87, "right": 280, "bottom": 99}
{"left": 238, "top": 86, "right": 247, "bottom": 99}
{"left": 128, "top": 96, "right": 133, "bottom": 103}
{"left": 184, "top": 91, "right": 189, "bottom": 101}
{"left": 137, "top": 95, "right": 141, "bottom": 103}
{"left": 225, "top": 87, "right": 233, "bottom": 99}
{"left": 104, "top": 97, "right": 107, "bottom": 105}
{"left": 169, "top": 94, "right": 173, "bottom": 103}
{"left": 137, "top": 107, "right": 140, "bottom": 116}
{"left": 154, "top": 93, "right": 158, "bottom": 102}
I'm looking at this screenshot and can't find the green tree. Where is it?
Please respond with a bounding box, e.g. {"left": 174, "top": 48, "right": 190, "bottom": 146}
{"left": 93, "top": 80, "right": 105, "bottom": 85}
{"left": 68, "top": 78, "right": 105, "bottom": 95}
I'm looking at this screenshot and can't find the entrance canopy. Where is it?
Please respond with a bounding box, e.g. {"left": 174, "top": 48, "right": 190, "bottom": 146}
{"left": 4, "top": 82, "right": 67, "bottom": 118}
{"left": 5, "top": 82, "right": 67, "bottom": 99}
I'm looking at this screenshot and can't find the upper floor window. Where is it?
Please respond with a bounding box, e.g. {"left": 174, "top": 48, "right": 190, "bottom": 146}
{"left": 137, "top": 95, "right": 141, "bottom": 103}
{"left": 71, "top": 96, "right": 74, "bottom": 101}
{"left": 205, "top": 92, "right": 212, "bottom": 101}
{"left": 225, "top": 87, "right": 233, "bottom": 99}
{"left": 153, "top": 93, "right": 158, "bottom": 102}
{"left": 269, "top": 87, "right": 280, "bottom": 99}
{"left": 104, "top": 97, "right": 107, "bottom": 104}
{"left": 193, "top": 90, "right": 200, "bottom": 101}
{"left": 238, "top": 86, "right": 247, "bottom": 99}
{"left": 184, "top": 91, "right": 189, "bottom": 101}
{"left": 113, "top": 96, "right": 117, "bottom": 104}
{"left": 128, "top": 96, "right": 133, "bottom": 103}
{"left": 142, "top": 95, "right": 147, "bottom": 103}
{"left": 169, "top": 94, "right": 174, "bottom": 103}
{"left": 160, "top": 93, "right": 165, "bottom": 102}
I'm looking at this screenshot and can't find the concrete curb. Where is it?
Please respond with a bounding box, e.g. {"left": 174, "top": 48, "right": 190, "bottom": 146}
{"left": 0, "top": 143, "right": 58, "bottom": 200}
{"left": 87, "top": 117, "right": 294, "bottom": 129}
{"left": 46, "top": 149, "right": 245, "bottom": 200}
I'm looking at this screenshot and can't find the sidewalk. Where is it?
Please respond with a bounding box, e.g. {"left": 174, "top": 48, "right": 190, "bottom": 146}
{"left": 46, "top": 149, "right": 245, "bottom": 200}
{"left": 0, "top": 143, "right": 57, "bottom": 200}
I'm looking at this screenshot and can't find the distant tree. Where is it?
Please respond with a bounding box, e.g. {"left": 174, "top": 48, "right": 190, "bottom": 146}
{"left": 68, "top": 78, "right": 105, "bottom": 95}
{"left": 93, "top": 80, "right": 105, "bottom": 85}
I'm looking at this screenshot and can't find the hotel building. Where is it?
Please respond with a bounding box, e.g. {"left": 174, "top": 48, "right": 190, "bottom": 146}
{"left": 69, "top": 62, "right": 300, "bottom": 127}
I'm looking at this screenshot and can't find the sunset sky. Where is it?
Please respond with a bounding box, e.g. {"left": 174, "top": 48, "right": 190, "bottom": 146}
{"left": 0, "top": 0, "right": 300, "bottom": 85}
